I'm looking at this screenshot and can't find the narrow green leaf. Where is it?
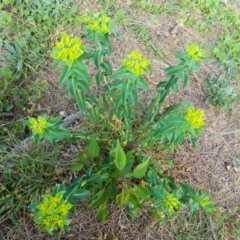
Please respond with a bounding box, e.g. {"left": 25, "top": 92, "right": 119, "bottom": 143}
{"left": 74, "top": 69, "right": 91, "bottom": 84}
{"left": 97, "top": 204, "right": 108, "bottom": 224}
{"left": 89, "top": 107, "right": 99, "bottom": 123}
{"left": 88, "top": 139, "right": 100, "bottom": 158}
{"left": 64, "top": 183, "right": 79, "bottom": 202}
{"left": 75, "top": 91, "right": 86, "bottom": 111}
{"left": 59, "top": 65, "right": 73, "bottom": 85}
{"left": 165, "top": 64, "right": 184, "bottom": 76}
{"left": 128, "top": 89, "right": 138, "bottom": 106}
{"left": 73, "top": 58, "right": 88, "bottom": 72}
{"left": 110, "top": 67, "right": 129, "bottom": 80}
{"left": 96, "top": 71, "right": 105, "bottom": 85}
{"left": 180, "top": 70, "right": 188, "bottom": 88}
{"left": 133, "top": 158, "right": 150, "bottom": 179}
{"left": 72, "top": 189, "right": 90, "bottom": 201}
{"left": 67, "top": 77, "right": 78, "bottom": 98}
{"left": 100, "top": 61, "right": 112, "bottom": 75}
{"left": 165, "top": 75, "right": 178, "bottom": 91}
{"left": 94, "top": 50, "right": 103, "bottom": 68}
{"left": 122, "top": 81, "right": 134, "bottom": 102}
{"left": 114, "top": 141, "right": 126, "bottom": 171}
{"left": 77, "top": 80, "right": 90, "bottom": 92}
{"left": 136, "top": 76, "right": 149, "bottom": 90}
{"left": 53, "top": 60, "right": 62, "bottom": 70}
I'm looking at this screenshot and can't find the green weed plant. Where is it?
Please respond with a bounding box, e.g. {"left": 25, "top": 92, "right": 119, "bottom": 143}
{"left": 24, "top": 13, "right": 214, "bottom": 235}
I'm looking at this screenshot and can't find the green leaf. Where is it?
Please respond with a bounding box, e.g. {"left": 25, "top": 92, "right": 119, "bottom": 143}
{"left": 121, "top": 159, "right": 134, "bottom": 176}
{"left": 72, "top": 189, "right": 90, "bottom": 201}
{"left": 165, "top": 64, "right": 185, "bottom": 76}
{"left": 116, "top": 191, "right": 130, "bottom": 208}
{"left": 75, "top": 91, "right": 86, "bottom": 111}
{"left": 83, "top": 173, "right": 102, "bottom": 185}
{"left": 87, "top": 190, "right": 107, "bottom": 209}
{"left": 94, "top": 50, "right": 103, "bottom": 68}
{"left": 188, "top": 60, "right": 200, "bottom": 73}
{"left": 136, "top": 76, "right": 149, "bottom": 90}
{"left": 97, "top": 204, "right": 108, "bottom": 224}
{"left": 73, "top": 58, "right": 88, "bottom": 72}
{"left": 89, "top": 107, "right": 99, "bottom": 123}
{"left": 108, "top": 182, "right": 117, "bottom": 200}
{"left": 126, "top": 192, "right": 143, "bottom": 208}
{"left": 43, "top": 127, "right": 69, "bottom": 143}
{"left": 67, "top": 77, "right": 78, "bottom": 98}
{"left": 77, "top": 80, "right": 90, "bottom": 92}
{"left": 96, "top": 71, "right": 105, "bottom": 85}
{"left": 110, "top": 67, "right": 129, "bottom": 80}
{"left": 165, "top": 75, "right": 178, "bottom": 91}
{"left": 122, "top": 81, "right": 134, "bottom": 102}
{"left": 64, "top": 183, "right": 79, "bottom": 202}
{"left": 88, "top": 139, "right": 100, "bottom": 158}
{"left": 52, "top": 183, "right": 66, "bottom": 195}
{"left": 128, "top": 89, "right": 138, "bottom": 106}
{"left": 133, "top": 158, "right": 150, "bottom": 179}
{"left": 114, "top": 141, "right": 126, "bottom": 171}
{"left": 74, "top": 69, "right": 91, "bottom": 84}
{"left": 53, "top": 60, "right": 62, "bottom": 70}
{"left": 153, "top": 124, "right": 176, "bottom": 139}
{"left": 180, "top": 70, "right": 188, "bottom": 88}
{"left": 100, "top": 61, "right": 112, "bottom": 75}
{"left": 71, "top": 162, "right": 83, "bottom": 171}
{"left": 59, "top": 65, "right": 73, "bottom": 85}
{"left": 134, "top": 185, "right": 150, "bottom": 200}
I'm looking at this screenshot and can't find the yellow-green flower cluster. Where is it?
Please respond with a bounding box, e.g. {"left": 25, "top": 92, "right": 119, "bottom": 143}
{"left": 163, "top": 193, "right": 181, "bottom": 214}
{"left": 29, "top": 116, "right": 48, "bottom": 135}
{"left": 186, "top": 43, "right": 205, "bottom": 62}
{"left": 85, "top": 14, "right": 111, "bottom": 34}
{"left": 51, "top": 33, "right": 84, "bottom": 66}
{"left": 185, "top": 107, "right": 205, "bottom": 129}
{"left": 34, "top": 191, "right": 72, "bottom": 234}
{"left": 123, "top": 50, "right": 150, "bottom": 76}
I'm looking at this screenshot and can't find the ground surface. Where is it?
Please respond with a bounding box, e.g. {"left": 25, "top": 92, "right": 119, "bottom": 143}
{"left": 1, "top": 0, "right": 240, "bottom": 239}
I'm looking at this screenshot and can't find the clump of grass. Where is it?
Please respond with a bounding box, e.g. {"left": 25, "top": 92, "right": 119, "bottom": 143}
{"left": 205, "top": 73, "right": 240, "bottom": 109}
{"left": 0, "top": 142, "right": 67, "bottom": 224}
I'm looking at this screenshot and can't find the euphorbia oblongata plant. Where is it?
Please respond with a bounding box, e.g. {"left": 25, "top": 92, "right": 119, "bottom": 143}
{"left": 24, "top": 13, "right": 214, "bottom": 234}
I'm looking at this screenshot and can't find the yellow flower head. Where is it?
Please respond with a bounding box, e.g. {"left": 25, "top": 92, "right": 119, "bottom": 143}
{"left": 35, "top": 192, "right": 72, "bottom": 233}
{"left": 123, "top": 50, "right": 150, "bottom": 76}
{"left": 163, "top": 193, "right": 180, "bottom": 213}
{"left": 87, "top": 14, "right": 111, "bottom": 34}
{"left": 186, "top": 43, "right": 205, "bottom": 62}
{"left": 56, "top": 202, "right": 73, "bottom": 216}
{"left": 51, "top": 33, "right": 84, "bottom": 66}
{"left": 41, "top": 215, "right": 53, "bottom": 229}
{"left": 185, "top": 107, "right": 205, "bottom": 129}
{"left": 29, "top": 116, "right": 47, "bottom": 135}
{"left": 37, "top": 201, "right": 50, "bottom": 215}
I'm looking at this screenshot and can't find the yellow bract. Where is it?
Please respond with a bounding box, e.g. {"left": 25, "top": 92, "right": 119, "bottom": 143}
{"left": 29, "top": 116, "right": 47, "bottom": 135}
{"left": 185, "top": 107, "right": 205, "bottom": 129}
{"left": 186, "top": 43, "right": 205, "bottom": 62}
{"left": 123, "top": 50, "right": 150, "bottom": 76}
{"left": 36, "top": 192, "right": 73, "bottom": 232}
{"left": 51, "top": 33, "right": 84, "bottom": 66}
{"left": 163, "top": 193, "right": 180, "bottom": 213}
{"left": 87, "top": 14, "right": 111, "bottom": 34}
